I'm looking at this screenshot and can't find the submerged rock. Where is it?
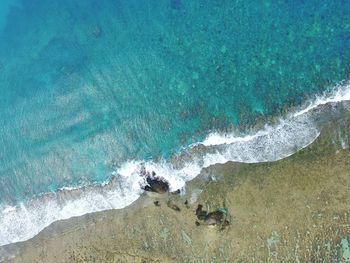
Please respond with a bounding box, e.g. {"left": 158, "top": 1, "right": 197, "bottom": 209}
{"left": 195, "top": 204, "right": 207, "bottom": 220}
{"left": 167, "top": 201, "right": 181, "bottom": 212}
{"left": 195, "top": 205, "right": 230, "bottom": 228}
{"left": 203, "top": 211, "right": 225, "bottom": 225}
{"left": 170, "top": 0, "right": 181, "bottom": 10}
{"left": 89, "top": 24, "right": 102, "bottom": 38}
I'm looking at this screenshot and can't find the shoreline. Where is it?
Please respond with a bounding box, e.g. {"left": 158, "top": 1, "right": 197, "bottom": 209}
{"left": 0, "top": 86, "right": 328, "bottom": 248}
{"left": 2, "top": 102, "right": 350, "bottom": 262}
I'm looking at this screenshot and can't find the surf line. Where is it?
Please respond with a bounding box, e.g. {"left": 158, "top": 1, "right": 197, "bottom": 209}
{"left": 0, "top": 81, "right": 350, "bottom": 247}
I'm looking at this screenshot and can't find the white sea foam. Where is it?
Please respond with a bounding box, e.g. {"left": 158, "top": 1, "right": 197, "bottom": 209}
{"left": 202, "top": 132, "right": 262, "bottom": 147}
{"left": 293, "top": 82, "right": 350, "bottom": 117}
{"left": 203, "top": 81, "right": 350, "bottom": 147}
{"left": 1, "top": 81, "right": 350, "bottom": 249}
{"left": 0, "top": 172, "right": 142, "bottom": 247}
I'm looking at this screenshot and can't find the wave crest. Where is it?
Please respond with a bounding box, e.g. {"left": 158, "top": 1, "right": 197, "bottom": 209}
{"left": 1, "top": 82, "right": 350, "bottom": 247}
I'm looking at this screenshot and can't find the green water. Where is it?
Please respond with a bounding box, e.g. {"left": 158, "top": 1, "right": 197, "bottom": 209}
{"left": 0, "top": 0, "right": 349, "bottom": 203}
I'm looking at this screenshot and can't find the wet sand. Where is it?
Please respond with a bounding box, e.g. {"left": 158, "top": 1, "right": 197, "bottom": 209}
{"left": 2, "top": 111, "right": 350, "bottom": 262}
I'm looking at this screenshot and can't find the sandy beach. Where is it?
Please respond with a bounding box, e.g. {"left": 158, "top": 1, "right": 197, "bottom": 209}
{"left": 1, "top": 103, "right": 350, "bottom": 262}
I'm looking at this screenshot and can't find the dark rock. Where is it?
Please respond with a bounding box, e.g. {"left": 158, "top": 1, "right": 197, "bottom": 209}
{"left": 154, "top": 201, "right": 160, "bottom": 207}
{"left": 203, "top": 211, "right": 224, "bottom": 225}
{"left": 143, "top": 178, "right": 169, "bottom": 194}
{"left": 167, "top": 201, "right": 181, "bottom": 212}
{"left": 195, "top": 204, "right": 207, "bottom": 220}
{"left": 196, "top": 205, "right": 230, "bottom": 228}
{"left": 170, "top": 189, "right": 181, "bottom": 195}
{"left": 140, "top": 166, "right": 170, "bottom": 194}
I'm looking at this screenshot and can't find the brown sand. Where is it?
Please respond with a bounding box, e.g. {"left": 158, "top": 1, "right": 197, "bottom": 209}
{"left": 3, "top": 116, "right": 350, "bottom": 262}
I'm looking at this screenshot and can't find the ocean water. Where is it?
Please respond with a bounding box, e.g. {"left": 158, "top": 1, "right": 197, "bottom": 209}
{"left": 0, "top": 0, "right": 350, "bottom": 246}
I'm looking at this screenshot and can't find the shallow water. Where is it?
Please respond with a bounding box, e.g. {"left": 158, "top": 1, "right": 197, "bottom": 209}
{"left": 0, "top": 0, "right": 350, "bottom": 246}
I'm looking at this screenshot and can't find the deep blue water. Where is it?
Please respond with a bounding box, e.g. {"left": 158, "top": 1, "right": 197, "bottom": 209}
{"left": 0, "top": 0, "right": 350, "bottom": 204}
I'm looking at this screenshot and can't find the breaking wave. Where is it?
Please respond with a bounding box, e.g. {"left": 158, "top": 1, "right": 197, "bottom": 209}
{"left": 0, "top": 82, "right": 350, "bottom": 248}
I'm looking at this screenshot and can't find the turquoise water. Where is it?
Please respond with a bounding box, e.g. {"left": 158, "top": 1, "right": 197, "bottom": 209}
{"left": 0, "top": 0, "right": 350, "bottom": 205}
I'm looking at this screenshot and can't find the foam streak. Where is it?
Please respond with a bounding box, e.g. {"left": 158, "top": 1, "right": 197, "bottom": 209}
{"left": 1, "top": 82, "right": 350, "bottom": 248}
